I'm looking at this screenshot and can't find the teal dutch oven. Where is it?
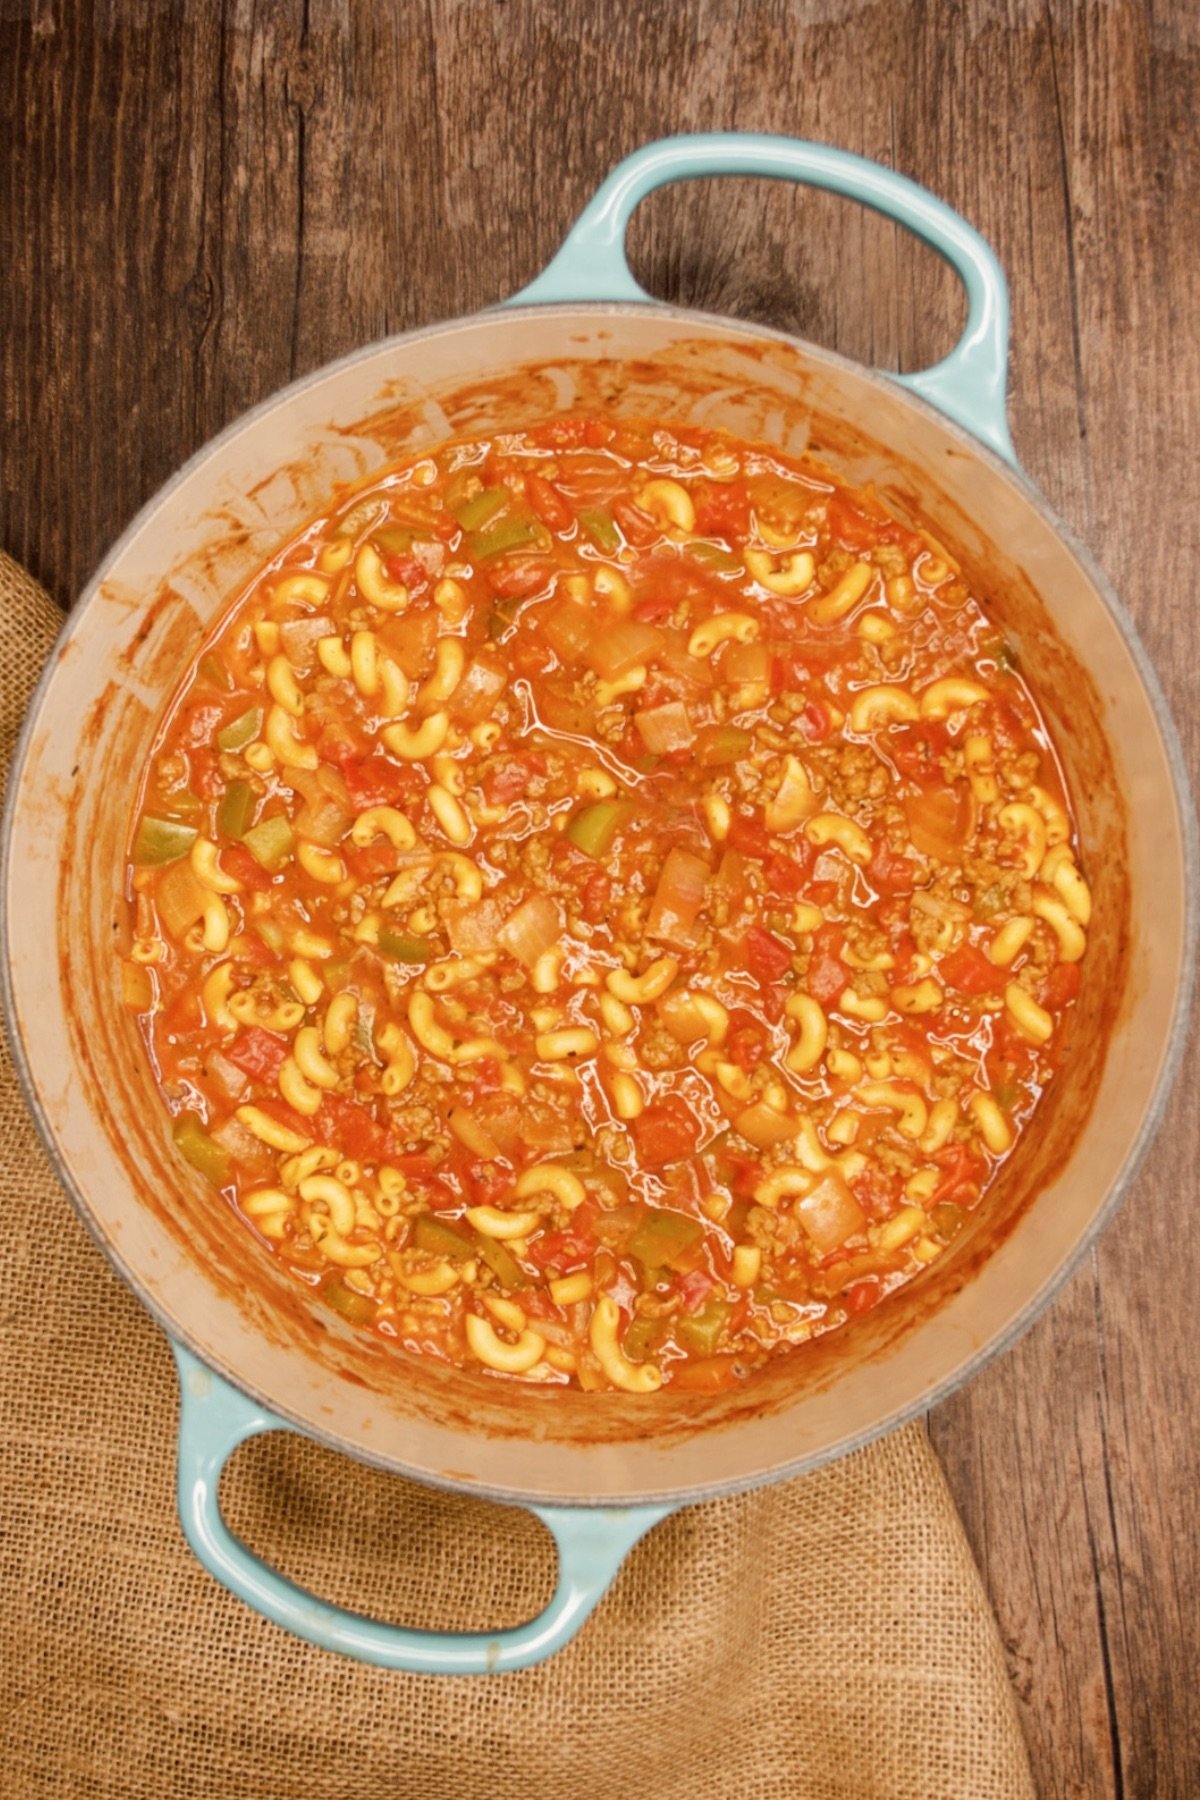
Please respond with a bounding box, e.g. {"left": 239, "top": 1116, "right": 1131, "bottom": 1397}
{"left": 2, "top": 135, "right": 1193, "bottom": 1673}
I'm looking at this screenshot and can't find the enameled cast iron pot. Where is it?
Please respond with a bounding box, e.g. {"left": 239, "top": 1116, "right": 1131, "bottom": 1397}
{"left": 3, "top": 136, "right": 1194, "bottom": 1673}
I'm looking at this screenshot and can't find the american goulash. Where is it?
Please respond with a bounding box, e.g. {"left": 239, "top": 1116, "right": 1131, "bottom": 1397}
{"left": 123, "top": 416, "right": 1090, "bottom": 1393}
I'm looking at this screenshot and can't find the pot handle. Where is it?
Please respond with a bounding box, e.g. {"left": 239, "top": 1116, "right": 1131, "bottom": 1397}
{"left": 511, "top": 133, "right": 1015, "bottom": 465}
{"left": 170, "top": 1341, "right": 669, "bottom": 1673}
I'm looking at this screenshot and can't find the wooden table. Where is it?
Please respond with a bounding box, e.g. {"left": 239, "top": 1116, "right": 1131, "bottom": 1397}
{"left": 2, "top": 4, "right": 1196, "bottom": 1791}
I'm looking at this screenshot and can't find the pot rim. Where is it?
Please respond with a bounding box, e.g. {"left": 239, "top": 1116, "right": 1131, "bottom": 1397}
{"left": 3, "top": 297, "right": 1196, "bottom": 1507}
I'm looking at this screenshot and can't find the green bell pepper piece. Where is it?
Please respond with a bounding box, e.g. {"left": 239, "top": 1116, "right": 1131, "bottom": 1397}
{"left": 216, "top": 706, "right": 263, "bottom": 752}
{"left": 324, "top": 1277, "right": 378, "bottom": 1323}
{"left": 172, "top": 1112, "right": 232, "bottom": 1187}
{"left": 627, "top": 1208, "right": 704, "bottom": 1272}
{"left": 413, "top": 1215, "right": 475, "bottom": 1260}
{"left": 675, "top": 1298, "right": 730, "bottom": 1357}
{"left": 198, "top": 654, "right": 234, "bottom": 692}
{"left": 454, "top": 486, "right": 509, "bottom": 531}
{"left": 468, "top": 517, "right": 537, "bottom": 561}
{"left": 565, "top": 799, "right": 634, "bottom": 859}
{"left": 695, "top": 724, "right": 753, "bottom": 768}
{"left": 373, "top": 524, "right": 415, "bottom": 554}
{"left": 216, "top": 779, "right": 255, "bottom": 840}
{"left": 132, "top": 816, "right": 198, "bottom": 866}
{"left": 378, "top": 930, "right": 433, "bottom": 963}
{"left": 688, "top": 542, "right": 743, "bottom": 575}
{"left": 242, "top": 814, "right": 294, "bottom": 872}
{"left": 474, "top": 1234, "right": 527, "bottom": 1290}
{"left": 253, "top": 916, "right": 286, "bottom": 954}
{"left": 622, "top": 1314, "right": 659, "bottom": 1363}
{"left": 578, "top": 507, "right": 620, "bottom": 553}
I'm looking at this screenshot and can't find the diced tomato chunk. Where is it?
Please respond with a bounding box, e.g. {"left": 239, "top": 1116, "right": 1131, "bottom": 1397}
{"left": 384, "top": 1149, "right": 437, "bottom": 1180}
{"left": 179, "top": 701, "right": 225, "bottom": 748}
{"left": 226, "top": 1027, "right": 288, "bottom": 1084}
{"left": 223, "top": 846, "right": 274, "bottom": 892}
{"left": 845, "top": 1278, "right": 882, "bottom": 1315}
{"left": 763, "top": 847, "right": 812, "bottom": 894}
{"left": 384, "top": 553, "right": 429, "bottom": 591}
{"left": 189, "top": 754, "right": 223, "bottom": 799}
{"left": 230, "top": 931, "right": 279, "bottom": 966}
{"left": 798, "top": 699, "right": 831, "bottom": 743}
{"left": 932, "top": 1142, "right": 986, "bottom": 1202}
{"left": 692, "top": 482, "right": 750, "bottom": 538}
{"left": 676, "top": 1268, "right": 715, "bottom": 1314}
{"left": 342, "top": 754, "right": 425, "bottom": 810}
{"left": 851, "top": 1166, "right": 902, "bottom": 1221}
{"left": 806, "top": 926, "right": 847, "bottom": 1005}
{"left": 611, "top": 497, "right": 660, "bottom": 547}
{"left": 890, "top": 723, "right": 950, "bottom": 782}
{"left": 940, "top": 943, "right": 1000, "bottom": 995}
{"left": 632, "top": 1096, "right": 698, "bottom": 1168}
{"left": 727, "top": 810, "right": 774, "bottom": 860}
{"left": 319, "top": 1095, "right": 389, "bottom": 1164}
{"left": 825, "top": 492, "right": 887, "bottom": 552}
{"left": 257, "top": 1097, "right": 317, "bottom": 1142}
{"left": 529, "top": 1229, "right": 593, "bottom": 1274}
{"left": 346, "top": 841, "right": 405, "bottom": 880}
{"left": 744, "top": 923, "right": 793, "bottom": 985}
{"left": 870, "top": 842, "right": 916, "bottom": 894}
{"left": 466, "top": 1060, "right": 504, "bottom": 1100}
{"left": 724, "top": 1011, "right": 767, "bottom": 1072}
{"left": 483, "top": 753, "right": 544, "bottom": 804}
{"left": 1041, "top": 961, "right": 1082, "bottom": 1010}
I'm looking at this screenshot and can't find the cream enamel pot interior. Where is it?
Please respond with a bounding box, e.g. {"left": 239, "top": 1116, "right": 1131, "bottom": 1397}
{"left": 2, "top": 136, "right": 1194, "bottom": 1673}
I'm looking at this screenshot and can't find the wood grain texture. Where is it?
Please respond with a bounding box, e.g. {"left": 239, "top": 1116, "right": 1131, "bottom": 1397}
{"left": 1, "top": 1, "right": 1196, "bottom": 1792}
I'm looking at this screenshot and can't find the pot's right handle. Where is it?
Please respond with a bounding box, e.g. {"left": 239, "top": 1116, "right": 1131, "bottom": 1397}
{"left": 171, "top": 1342, "right": 670, "bottom": 1674}
{"left": 512, "top": 133, "right": 1016, "bottom": 466}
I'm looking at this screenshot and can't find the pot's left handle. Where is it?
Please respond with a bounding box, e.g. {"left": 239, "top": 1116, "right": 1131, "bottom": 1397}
{"left": 171, "top": 1342, "right": 670, "bottom": 1673}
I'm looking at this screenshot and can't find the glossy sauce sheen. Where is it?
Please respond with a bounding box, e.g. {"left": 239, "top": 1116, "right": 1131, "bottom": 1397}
{"left": 123, "top": 417, "right": 1091, "bottom": 1395}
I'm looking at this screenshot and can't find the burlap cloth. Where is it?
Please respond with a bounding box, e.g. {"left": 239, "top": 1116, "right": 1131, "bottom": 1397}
{"left": 0, "top": 550, "right": 1035, "bottom": 1800}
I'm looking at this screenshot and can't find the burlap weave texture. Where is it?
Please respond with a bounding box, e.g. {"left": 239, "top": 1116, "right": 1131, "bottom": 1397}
{"left": 0, "top": 551, "right": 1035, "bottom": 1800}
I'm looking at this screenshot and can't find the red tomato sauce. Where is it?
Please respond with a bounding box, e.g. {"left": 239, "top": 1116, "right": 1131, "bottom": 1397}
{"left": 123, "top": 418, "right": 1091, "bottom": 1393}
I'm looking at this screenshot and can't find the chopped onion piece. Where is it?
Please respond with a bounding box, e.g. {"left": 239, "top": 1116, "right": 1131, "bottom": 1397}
{"left": 289, "top": 765, "right": 352, "bottom": 846}
{"left": 735, "top": 1101, "right": 798, "bottom": 1149}
{"left": 278, "top": 615, "right": 335, "bottom": 670}
{"left": 450, "top": 654, "right": 507, "bottom": 723}
{"left": 156, "top": 862, "right": 207, "bottom": 939}
{"left": 634, "top": 701, "right": 695, "bottom": 754}
{"left": 542, "top": 598, "right": 594, "bottom": 664}
{"left": 796, "top": 1172, "right": 866, "bottom": 1252}
{"left": 586, "top": 619, "right": 664, "bottom": 680}
{"left": 646, "top": 848, "right": 710, "bottom": 947}
{"left": 211, "top": 1113, "right": 276, "bottom": 1171}
{"left": 657, "top": 627, "right": 715, "bottom": 689}
{"left": 206, "top": 1051, "right": 249, "bottom": 1103}
{"left": 904, "top": 783, "right": 976, "bottom": 861}
{"left": 722, "top": 639, "right": 771, "bottom": 684}
{"left": 444, "top": 895, "right": 510, "bottom": 954}
{"left": 657, "top": 990, "right": 712, "bottom": 1044}
{"left": 448, "top": 1105, "right": 503, "bottom": 1159}
{"left": 497, "top": 894, "right": 564, "bottom": 969}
